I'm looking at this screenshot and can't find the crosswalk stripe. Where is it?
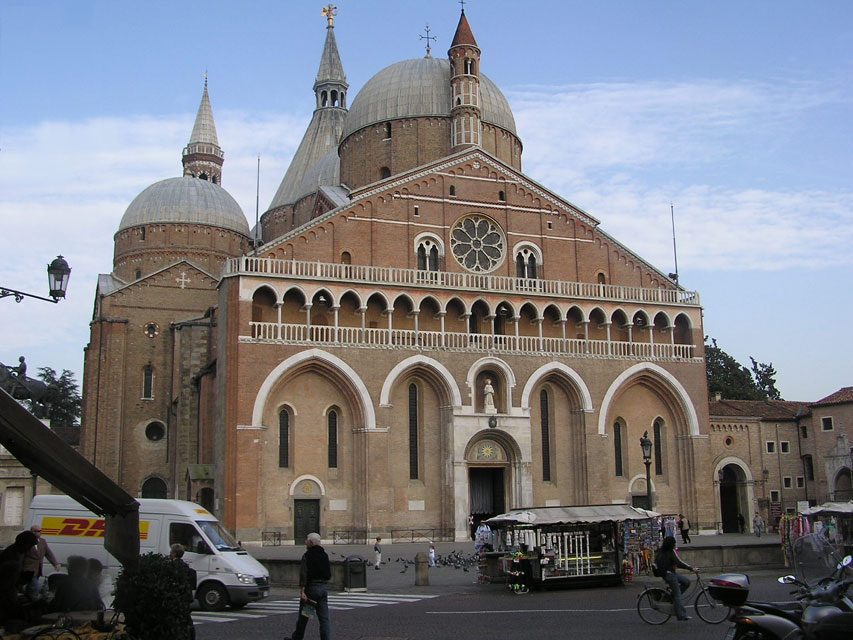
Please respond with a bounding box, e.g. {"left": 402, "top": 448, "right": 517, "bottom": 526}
{"left": 192, "top": 592, "right": 438, "bottom": 625}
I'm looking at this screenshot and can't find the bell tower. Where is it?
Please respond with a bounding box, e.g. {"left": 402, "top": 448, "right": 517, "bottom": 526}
{"left": 182, "top": 75, "right": 224, "bottom": 184}
{"left": 449, "top": 9, "right": 481, "bottom": 151}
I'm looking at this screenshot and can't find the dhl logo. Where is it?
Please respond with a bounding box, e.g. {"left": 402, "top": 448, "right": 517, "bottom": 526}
{"left": 40, "top": 517, "right": 150, "bottom": 540}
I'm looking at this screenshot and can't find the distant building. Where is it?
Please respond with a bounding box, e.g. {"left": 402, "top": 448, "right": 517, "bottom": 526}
{"left": 77, "top": 8, "right": 849, "bottom": 543}
{"left": 710, "top": 387, "right": 853, "bottom": 531}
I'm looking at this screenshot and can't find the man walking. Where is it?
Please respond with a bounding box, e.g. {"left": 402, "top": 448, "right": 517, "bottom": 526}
{"left": 21, "top": 523, "right": 59, "bottom": 599}
{"left": 753, "top": 513, "right": 764, "bottom": 537}
{"left": 285, "top": 533, "right": 331, "bottom": 640}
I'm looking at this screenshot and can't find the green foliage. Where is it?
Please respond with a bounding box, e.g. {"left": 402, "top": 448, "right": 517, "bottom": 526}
{"left": 33, "top": 366, "right": 81, "bottom": 426}
{"left": 705, "top": 337, "right": 783, "bottom": 401}
{"left": 114, "top": 553, "right": 194, "bottom": 640}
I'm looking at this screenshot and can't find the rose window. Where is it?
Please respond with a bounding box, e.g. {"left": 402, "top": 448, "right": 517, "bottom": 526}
{"left": 450, "top": 215, "right": 505, "bottom": 273}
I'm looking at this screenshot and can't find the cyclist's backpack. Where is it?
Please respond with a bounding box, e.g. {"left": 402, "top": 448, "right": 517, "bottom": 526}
{"left": 651, "top": 551, "right": 665, "bottom": 577}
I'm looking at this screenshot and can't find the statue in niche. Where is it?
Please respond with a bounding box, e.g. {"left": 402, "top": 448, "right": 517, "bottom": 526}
{"left": 483, "top": 378, "right": 497, "bottom": 414}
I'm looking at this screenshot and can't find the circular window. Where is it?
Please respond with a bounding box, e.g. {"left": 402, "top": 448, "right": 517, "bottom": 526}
{"left": 450, "top": 215, "right": 505, "bottom": 273}
{"left": 725, "top": 436, "right": 734, "bottom": 447}
{"left": 145, "top": 422, "right": 165, "bottom": 441}
{"left": 144, "top": 322, "right": 160, "bottom": 338}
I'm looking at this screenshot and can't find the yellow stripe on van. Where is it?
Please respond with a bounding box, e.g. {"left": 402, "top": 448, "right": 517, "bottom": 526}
{"left": 41, "top": 517, "right": 150, "bottom": 540}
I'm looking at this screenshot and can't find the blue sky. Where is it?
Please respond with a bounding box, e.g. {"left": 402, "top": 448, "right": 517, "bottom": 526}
{"left": 1, "top": 1, "right": 851, "bottom": 401}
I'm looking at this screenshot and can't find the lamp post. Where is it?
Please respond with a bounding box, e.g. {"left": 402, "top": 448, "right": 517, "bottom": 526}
{"left": 1, "top": 256, "right": 71, "bottom": 303}
{"left": 640, "top": 430, "right": 653, "bottom": 510}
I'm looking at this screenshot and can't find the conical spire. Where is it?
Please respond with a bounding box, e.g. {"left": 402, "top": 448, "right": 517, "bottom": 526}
{"left": 189, "top": 75, "right": 220, "bottom": 147}
{"left": 451, "top": 9, "right": 478, "bottom": 48}
{"left": 182, "top": 75, "right": 225, "bottom": 184}
{"left": 315, "top": 19, "right": 347, "bottom": 88}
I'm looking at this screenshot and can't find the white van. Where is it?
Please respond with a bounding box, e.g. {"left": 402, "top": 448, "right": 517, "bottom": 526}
{"left": 27, "top": 495, "right": 269, "bottom": 611}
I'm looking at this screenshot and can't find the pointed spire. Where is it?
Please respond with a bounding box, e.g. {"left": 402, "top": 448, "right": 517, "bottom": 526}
{"left": 189, "top": 74, "right": 220, "bottom": 147}
{"left": 183, "top": 75, "right": 224, "bottom": 184}
{"left": 313, "top": 7, "right": 349, "bottom": 110}
{"left": 451, "top": 9, "right": 478, "bottom": 48}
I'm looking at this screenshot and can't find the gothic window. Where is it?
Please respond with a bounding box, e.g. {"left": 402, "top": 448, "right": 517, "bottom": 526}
{"left": 379, "top": 166, "right": 391, "bottom": 179}
{"left": 328, "top": 410, "right": 338, "bottom": 469}
{"left": 408, "top": 383, "right": 419, "bottom": 480}
{"left": 540, "top": 389, "right": 551, "bottom": 482}
{"left": 279, "top": 409, "right": 290, "bottom": 468}
{"left": 653, "top": 419, "right": 664, "bottom": 476}
{"left": 613, "top": 421, "right": 624, "bottom": 477}
{"left": 142, "top": 366, "right": 154, "bottom": 399}
{"left": 450, "top": 215, "right": 505, "bottom": 273}
{"left": 416, "top": 238, "right": 440, "bottom": 271}
{"left": 514, "top": 244, "right": 540, "bottom": 279}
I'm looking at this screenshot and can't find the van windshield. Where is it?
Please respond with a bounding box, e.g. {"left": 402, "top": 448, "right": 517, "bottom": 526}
{"left": 197, "top": 520, "right": 241, "bottom": 551}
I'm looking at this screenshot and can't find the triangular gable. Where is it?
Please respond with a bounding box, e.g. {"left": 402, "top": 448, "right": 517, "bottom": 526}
{"left": 260, "top": 148, "right": 675, "bottom": 285}
{"left": 100, "top": 260, "right": 219, "bottom": 298}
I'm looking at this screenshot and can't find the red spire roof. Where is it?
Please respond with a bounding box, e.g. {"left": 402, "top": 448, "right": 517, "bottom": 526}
{"left": 451, "top": 11, "right": 478, "bottom": 48}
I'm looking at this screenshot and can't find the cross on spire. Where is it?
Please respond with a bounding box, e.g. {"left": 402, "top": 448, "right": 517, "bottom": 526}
{"left": 322, "top": 4, "right": 337, "bottom": 27}
{"left": 419, "top": 24, "right": 437, "bottom": 58}
{"left": 459, "top": 0, "right": 466, "bottom": 13}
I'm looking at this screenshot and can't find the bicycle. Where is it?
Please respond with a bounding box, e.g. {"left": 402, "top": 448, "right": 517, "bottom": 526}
{"left": 637, "top": 569, "right": 731, "bottom": 624}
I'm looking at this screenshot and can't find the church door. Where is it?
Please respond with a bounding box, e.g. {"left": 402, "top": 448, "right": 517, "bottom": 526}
{"left": 294, "top": 499, "right": 320, "bottom": 542}
{"left": 469, "top": 467, "right": 505, "bottom": 534}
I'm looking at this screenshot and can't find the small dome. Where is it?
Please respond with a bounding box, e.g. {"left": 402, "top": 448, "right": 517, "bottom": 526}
{"left": 118, "top": 177, "right": 250, "bottom": 236}
{"left": 341, "top": 58, "right": 516, "bottom": 141}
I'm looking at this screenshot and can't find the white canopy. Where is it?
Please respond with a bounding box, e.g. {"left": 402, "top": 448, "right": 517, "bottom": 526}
{"left": 800, "top": 501, "right": 853, "bottom": 516}
{"left": 486, "top": 504, "right": 659, "bottom": 526}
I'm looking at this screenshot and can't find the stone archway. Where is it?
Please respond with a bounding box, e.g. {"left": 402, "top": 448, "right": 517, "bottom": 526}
{"left": 718, "top": 463, "right": 750, "bottom": 533}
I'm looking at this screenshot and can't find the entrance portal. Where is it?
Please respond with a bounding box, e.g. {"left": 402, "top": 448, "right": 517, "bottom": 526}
{"left": 469, "top": 467, "right": 505, "bottom": 537}
{"left": 719, "top": 464, "right": 744, "bottom": 533}
{"left": 294, "top": 499, "right": 320, "bottom": 542}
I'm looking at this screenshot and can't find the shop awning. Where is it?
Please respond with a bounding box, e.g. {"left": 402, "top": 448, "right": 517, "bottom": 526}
{"left": 486, "top": 504, "right": 659, "bottom": 526}
{"left": 800, "top": 501, "right": 853, "bottom": 516}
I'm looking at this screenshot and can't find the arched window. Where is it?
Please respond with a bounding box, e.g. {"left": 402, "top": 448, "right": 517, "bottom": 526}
{"left": 340, "top": 251, "right": 351, "bottom": 264}
{"left": 321, "top": 91, "right": 328, "bottom": 107}
{"left": 198, "top": 172, "right": 208, "bottom": 181}
{"left": 416, "top": 239, "right": 440, "bottom": 271}
{"left": 331, "top": 90, "right": 338, "bottom": 107}
{"left": 408, "top": 383, "right": 419, "bottom": 480}
{"left": 613, "top": 421, "right": 624, "bottom": 477}
{"left": 464, "top": 59, "right": 473, "bottom": 75}
{"left": 379, "top": 166, "right": 391, "bottom": 179}
{"left": 515, "top": 246, "right": 539, "bottom": 279}
{"left": 540, "top": 389, "right": 551, "bottom": 481}
{"left": 597, "top": 272, "right": 607, "bottom": 285}
{"left": 135, "top": 269, "right": 141, "bottom": 280}
{"left": 498, "top": 190, "right": 505, "bottom": 201}
{"left": 653, "top": 419, "right": 664, "bottom": 476}
{"left": 142, "top": 366, "right": 154, "bottom": 399}
{"left": 328, "top": 410, "right": 338, "bottom": 468}
{"left": 279, "top": 408, "right": 290, "bottom": 468}
{"left": 449, "top": 185, "right": 456, "bottom": 196}
{"left": 141, "top": 477, "right": 167, "bottom": 499}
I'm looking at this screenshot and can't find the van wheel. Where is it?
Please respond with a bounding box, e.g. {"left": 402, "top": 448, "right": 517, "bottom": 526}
{"left": 198, "top": 583, "right": 228, "bottom": 611}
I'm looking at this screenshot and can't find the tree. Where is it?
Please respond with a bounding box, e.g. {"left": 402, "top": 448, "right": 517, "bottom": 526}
{"left": 32, "top": 366, "right": 81, "bottom": 426}
{"left": 704, "top": 337, "right": 782, "bottom": 401}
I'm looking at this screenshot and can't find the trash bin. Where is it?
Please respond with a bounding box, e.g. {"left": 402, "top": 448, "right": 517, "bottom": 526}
{"left": 345, "top": 555, "right": 367, "bottom": 591}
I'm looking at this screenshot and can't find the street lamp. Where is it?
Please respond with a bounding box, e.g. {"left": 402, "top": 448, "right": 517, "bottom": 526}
{"left": 1, "top": 255, "right": 71, "bottom": 303}
{"left": 640, "top": 430, "right": 653, "bottom": 510}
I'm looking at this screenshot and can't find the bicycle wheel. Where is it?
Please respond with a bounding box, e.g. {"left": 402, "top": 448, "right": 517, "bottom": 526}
{"left": 31, "top": 628, "right": 82, "bottom": 640}
{"left": 694, "top": 586, "right": 732, "bottom": 624}
{"left": 637, "top": 587, "right": 672, "bottom": 624}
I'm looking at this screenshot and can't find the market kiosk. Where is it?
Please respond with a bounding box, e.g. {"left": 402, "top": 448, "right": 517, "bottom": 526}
{"left": 485, "top": 504, "right": 659, "bottom": 587}
{"left": 800, "top": 501, "right": 853, "bottom": 556}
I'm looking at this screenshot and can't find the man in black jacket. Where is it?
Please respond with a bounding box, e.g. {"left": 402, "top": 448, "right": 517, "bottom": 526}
{"left": 285, "top": 532, "right": 331, "bottom": 640}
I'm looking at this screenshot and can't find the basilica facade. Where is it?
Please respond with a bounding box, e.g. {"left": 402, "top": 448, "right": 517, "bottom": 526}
{"left": 81, "top": 10, "right": 720, "bottom": 543}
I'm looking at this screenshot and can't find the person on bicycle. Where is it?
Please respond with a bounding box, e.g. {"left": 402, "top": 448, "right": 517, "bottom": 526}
{"left": 655, "top": 535, "right": 698, "bottom": 621}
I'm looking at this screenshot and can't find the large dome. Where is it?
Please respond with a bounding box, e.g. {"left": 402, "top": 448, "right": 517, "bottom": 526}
{"left": 340, "top": 57, "right": 517, "bottom": 141}
{"left": 118, "top": 176, "right": 250, "bottom": 236}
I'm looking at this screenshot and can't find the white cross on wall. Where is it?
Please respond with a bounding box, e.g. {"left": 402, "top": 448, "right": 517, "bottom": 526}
{"left": 176, "top": 272, "right": 191, "bottom": 289}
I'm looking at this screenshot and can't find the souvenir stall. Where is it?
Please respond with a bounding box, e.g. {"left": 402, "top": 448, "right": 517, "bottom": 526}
{"left": 485, "top": 505, "right": 659, "bottom": 588}
{"left": 801, "top": 501, "right": 853, "bottom": 556}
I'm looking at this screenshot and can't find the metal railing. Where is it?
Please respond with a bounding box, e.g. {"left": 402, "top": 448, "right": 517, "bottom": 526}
{"left": 262, "top": 531, "right": 282, "bottom": 546}
{"left": 390, "top": 528, "right": 456, "bottom": 543}
{"left": 333, "top": 530, "right": 369, "bottom": 545}
{"left": 225, "top": 257, "right": 700, "bottom": 306}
